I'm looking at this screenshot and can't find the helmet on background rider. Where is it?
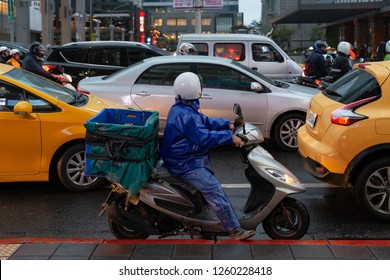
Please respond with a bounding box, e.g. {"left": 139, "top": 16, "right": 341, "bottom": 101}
{"left": 314, "top": 40, "right": 328, "bottom": 54}
{"left": 0, "top": 46, "right": 10, "bottom": 55}
{"left": 29, "top": 42, "right": 45, "bottom": 58}
{"left": 174, "top": 72, "right": 202, "bottom": 101}
{"left": 337, "top": 41, "right": 351, "bottom": 56}
{"left": 386, "top": 40, "right": 390, "bottom": 53}
{"left": 10, "top": 49, "right": 21, "bottom": 57}
{"left": 178, "top": 43, "right": 197, "bottom": 55}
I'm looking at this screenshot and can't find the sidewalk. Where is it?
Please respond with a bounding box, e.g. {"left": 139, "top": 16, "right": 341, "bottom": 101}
{"left": 1, "top": 238, "right": 390, "bottom": 260}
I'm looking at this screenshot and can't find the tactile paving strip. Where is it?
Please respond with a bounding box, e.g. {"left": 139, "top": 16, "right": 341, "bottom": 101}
{"left": 0, "top": 244, "right": 21, "bottom": 260}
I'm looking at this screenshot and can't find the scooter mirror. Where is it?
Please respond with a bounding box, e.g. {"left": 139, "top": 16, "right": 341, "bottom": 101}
{"left": 233, "top": 103, "right": 242, "bottom": 116}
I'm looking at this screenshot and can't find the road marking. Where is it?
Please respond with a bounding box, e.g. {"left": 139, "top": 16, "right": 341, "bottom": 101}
{"left": 222, "top": 183, "right": 341, "bottom": 189}
{"left": 0, "top": 244, "right": 20, "bottom": 260}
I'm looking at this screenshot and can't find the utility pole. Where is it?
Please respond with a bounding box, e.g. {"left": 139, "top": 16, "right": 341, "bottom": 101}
{"left": 42, "top": 0, "right": 54, "bottom": 48}
{"left": 14, "top": 0, "right": 31, "bottom": 44}
{"left": 60, "top": 0, "right": 72, "bottom": 44}
{"left": 194, "top": 0, "right": 203, "bottom": 34}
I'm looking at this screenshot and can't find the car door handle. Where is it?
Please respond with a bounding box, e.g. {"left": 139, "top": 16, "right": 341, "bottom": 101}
{"left": 252, "top": 67, "right": 258, "bottom": 71}
{"left": 201, "top": 94, "right": 213, "bottom": 99}
{"left": 136, "top": 91, "right": 151, "bottom": 97}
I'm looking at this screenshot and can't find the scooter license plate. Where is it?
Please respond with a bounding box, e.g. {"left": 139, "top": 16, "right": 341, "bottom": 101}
{"left": 307, "top": 110, "right": 317, "bottom": 128}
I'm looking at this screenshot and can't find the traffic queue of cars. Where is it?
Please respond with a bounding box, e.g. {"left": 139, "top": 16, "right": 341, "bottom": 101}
{"left": 2, "top": 37, "right": 390, "bottom": 222}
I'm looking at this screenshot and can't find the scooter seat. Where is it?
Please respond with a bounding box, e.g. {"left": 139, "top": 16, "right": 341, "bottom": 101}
{"left": 152, "top": 162, "right": 198, "bottom": 195}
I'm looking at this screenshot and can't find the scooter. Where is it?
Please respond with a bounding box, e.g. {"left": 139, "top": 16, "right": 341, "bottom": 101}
{"left": 100, "top": 104, "right": 310, "bottom": 240}
{"left": 293, "top": 75, "right": 333, "bottom": 90}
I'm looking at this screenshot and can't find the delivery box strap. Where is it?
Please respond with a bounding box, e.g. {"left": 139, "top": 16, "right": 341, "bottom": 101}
{"left": 86, "top": 125, "right": 159, "bottom": 146}
{"left": 86, "top": 143, "right": 159, "bottom": 163}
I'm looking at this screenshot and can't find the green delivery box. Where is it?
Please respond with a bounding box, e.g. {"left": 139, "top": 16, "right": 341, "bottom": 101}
{"left": 84, "top": 108, "right": 159, "bottom": 195}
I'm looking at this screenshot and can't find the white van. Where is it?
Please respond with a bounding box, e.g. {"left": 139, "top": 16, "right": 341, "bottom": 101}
{"left": 177, "top": 34, "right": 302, "bottom": 81}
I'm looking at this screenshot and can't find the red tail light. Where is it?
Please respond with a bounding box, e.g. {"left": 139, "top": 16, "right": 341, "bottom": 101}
{"left": 330, "top": 96, "right": 377, "bottom": 126}
{"left": 42, "top": 65, "right": 58, "bottom": 72}
{"left": 77, "top": 89, "right": 90, "bottom": 95}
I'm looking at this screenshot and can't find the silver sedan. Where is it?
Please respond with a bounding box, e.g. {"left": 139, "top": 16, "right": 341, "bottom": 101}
{"left": 78, "top": 56, "right": 318, "bottom": 151}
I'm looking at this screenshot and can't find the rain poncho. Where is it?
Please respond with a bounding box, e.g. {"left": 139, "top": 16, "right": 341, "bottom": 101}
{"left": 160, "top": 99, "right": 232, "bottom": 176}
{"left": 160, "top": 99, "right": 240, "bottom": 231}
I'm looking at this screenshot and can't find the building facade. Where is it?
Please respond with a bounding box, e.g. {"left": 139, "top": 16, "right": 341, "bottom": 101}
{"left": 264, "top": 0, "right": 390, "bottom": 59}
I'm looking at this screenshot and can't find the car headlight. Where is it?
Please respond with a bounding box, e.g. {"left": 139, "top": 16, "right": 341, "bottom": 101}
{"left": 265, "top": 168, "right": 298, "bottom": 184}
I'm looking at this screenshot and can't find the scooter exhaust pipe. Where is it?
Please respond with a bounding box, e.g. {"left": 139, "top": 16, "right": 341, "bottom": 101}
{"left": 106, "top": 204, "right": 157, "bottom": 235}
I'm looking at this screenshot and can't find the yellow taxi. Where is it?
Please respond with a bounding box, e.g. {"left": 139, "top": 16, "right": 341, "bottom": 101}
{"left": 0, "top": 64, "right": 120, "bottom": 191}
{"left": 298, "top": 61, "right": 390, "bottom": 220}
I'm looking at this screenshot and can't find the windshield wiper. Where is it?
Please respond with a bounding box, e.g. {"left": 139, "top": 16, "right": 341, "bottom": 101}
{"left": 324, "top": 88, "right": 342, "bottom": 97}
{"left": 69, "top": 92, "right": 86, "bottom": 105}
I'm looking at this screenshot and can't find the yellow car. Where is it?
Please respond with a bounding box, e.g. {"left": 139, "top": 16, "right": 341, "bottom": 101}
{"left": 0, "top": 64, "right": 120, "bottom": 191}
{"left": 298, "top": 61, "right": 390, "bottom": 220}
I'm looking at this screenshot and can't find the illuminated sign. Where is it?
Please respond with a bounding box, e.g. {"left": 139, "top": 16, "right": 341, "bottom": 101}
{"left": 173, "top": 0, "right": 223, "bottom": 9}
{"left": 139, "top": 11, "right": 145, "bottom": 43}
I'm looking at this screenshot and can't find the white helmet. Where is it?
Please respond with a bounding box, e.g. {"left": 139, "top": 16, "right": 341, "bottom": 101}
{"left": 386, "top": 40, "right": 390, "bottom": 53}
{"left": 0, "top": 46, "right": 10, "bottom": 53}
{"left": 174, "top": 72, "right": 202, "bottom": 101}
{"left": 10, "top": 49, "right": 21, "bottom": 56}
{"left": 337, "top": 41, "right": 351, "bottom": 56}
{"left": 178, "top": 43, "right": 197, "bottom": 55}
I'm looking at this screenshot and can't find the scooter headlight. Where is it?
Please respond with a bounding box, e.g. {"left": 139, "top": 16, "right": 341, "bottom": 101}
{"left": 265, "top": 168, "right": 298, "bottom": 184}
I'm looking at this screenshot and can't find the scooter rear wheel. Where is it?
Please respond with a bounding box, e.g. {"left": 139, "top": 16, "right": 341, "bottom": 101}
{"left": 109, "top": 218, "right": 150, "bottom": 239}
{"left": 262, "top": 197, "right": 309, "bottom": 240}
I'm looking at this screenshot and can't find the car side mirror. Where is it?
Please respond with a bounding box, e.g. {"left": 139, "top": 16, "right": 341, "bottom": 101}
{"left": 251, "top": 82, "right": 263, "bottom": 92}
{"left": 13, "top": 101, "right": 36, "bottom": 119}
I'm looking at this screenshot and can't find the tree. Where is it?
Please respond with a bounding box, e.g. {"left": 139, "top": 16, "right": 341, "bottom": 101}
{"left": 272, "top": 25, "right": 296, "bottom": 51}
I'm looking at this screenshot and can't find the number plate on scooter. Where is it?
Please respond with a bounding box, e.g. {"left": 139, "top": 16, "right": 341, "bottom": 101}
{"left": 307, "top": 110, "right": 317, "bottom": 128}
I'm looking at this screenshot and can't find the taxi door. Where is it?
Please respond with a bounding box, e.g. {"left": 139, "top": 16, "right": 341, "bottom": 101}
{"left": 0, "top": 85, "right": 41, "bottom": 176}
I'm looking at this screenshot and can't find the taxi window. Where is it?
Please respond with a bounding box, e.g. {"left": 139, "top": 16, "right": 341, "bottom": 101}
{"left": 214, "top": 43, "right": 245, "bottom": 61}
{"left": 323, "top": 69, "right": 381, "bottom": 104}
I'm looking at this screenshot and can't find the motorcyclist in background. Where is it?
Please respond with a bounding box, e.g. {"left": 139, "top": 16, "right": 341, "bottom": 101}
{"left": 308, "top": 40, "right": 328, "bottom": 78}
{"left": 329, "top": 41, "right": 352, "bottom": 81}
{"left": 384, "top": 40, "right": 390, "bottom": 61}
{"left": 0, "top": 46, "right": 10, "bottom": 64}
{"left": 23, "top": 42, "right": 60, "bottom": 81}
{"left": 160, "top": 72, "right": 256, "bottom": 240}
{"left": 6, "top": 49, "right": 22, "bottom": 68}
{"left": 178, "top": 42, "right": 198, "bottom": 55}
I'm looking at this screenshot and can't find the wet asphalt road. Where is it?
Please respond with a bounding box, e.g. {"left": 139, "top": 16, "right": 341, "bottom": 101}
{"left": 0, "top": 141, "right": 389, "bottom": 240}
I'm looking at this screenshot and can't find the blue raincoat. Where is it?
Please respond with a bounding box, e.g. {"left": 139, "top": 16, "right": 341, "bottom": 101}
{"left": 160, "top": 99, "right": 240, "bottom": 231}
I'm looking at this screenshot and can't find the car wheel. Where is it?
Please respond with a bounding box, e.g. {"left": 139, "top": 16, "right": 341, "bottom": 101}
{"left": 354, "top": 158, "right": 390, "bottom": 221}
{"left": 56, "top": 143, "right": 104, "bottom": 192}
{"left": 273, "top": 113, "right": 305, "bottom": 152}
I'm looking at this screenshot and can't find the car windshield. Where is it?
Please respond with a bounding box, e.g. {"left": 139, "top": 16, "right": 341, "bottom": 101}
{"left": 323, "top": 69, "right": 381, "bottom": 104}
{"left": 4, "top": 68, "right": 78, "bottom": 104}
{"left": 231, "top": 60, "right": 278, "bottom": 87}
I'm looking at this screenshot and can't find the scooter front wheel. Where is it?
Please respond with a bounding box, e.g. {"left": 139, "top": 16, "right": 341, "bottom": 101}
{"left": 262, "top": 197, "right": 309, "bottom": 240}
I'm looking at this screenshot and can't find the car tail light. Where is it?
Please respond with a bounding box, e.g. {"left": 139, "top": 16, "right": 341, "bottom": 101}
{"left": 330, "top": 96, "right": 378, "bottom": 126}
{"left": 42, "top": 65, "right": 58, "bottom": 72}
{"left": 77, "top": 89, "right": 90, "bottom": 95}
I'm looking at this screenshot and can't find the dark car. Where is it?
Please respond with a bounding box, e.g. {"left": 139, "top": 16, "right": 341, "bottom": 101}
{"left": 44, "top": 41, "right": 172, "bottom": 86}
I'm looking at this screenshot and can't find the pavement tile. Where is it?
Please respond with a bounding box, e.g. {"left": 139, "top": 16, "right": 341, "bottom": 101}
{"left": 8, "top": 243, "right": 59, "bottom": 259}
{"left": 92, "top": 243, "right": 134, "bottom": 258}
{"left": 290, "top": 245, "right": 335, "bottom": 259}
{"left": 213, "top": 244, "right": 252, "bottom": 260}
{"left": 172, "top": 244, "right": 212, "bottom": 260}
{"left": 330, "top": 245, "right": 377, "bottom": 260}
{"left": 52, "top": 243, "right": 98, "bottom": 257}
{"left": 131, "top": 244, "right": 174, "bottom": 260}
{"left": 251, "top": 244, "right": 294, "bottom": 260}
{"left": 369, "top": 246, "right": 390, "bottom": 260}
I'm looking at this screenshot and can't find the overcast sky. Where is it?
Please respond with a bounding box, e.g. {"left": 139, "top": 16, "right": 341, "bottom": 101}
{"left": 239, "top": 0, "right": 262, "bottom": 25}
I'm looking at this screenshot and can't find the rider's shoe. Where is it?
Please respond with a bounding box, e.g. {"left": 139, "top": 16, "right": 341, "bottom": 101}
{"left": 229, "top": 227, "right": 256, "bottom": 240}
